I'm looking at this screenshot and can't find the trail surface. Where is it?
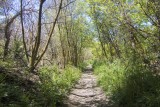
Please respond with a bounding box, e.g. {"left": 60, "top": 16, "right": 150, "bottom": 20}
{"left": 65, "top": 65, "right": 109, "bottom": 107}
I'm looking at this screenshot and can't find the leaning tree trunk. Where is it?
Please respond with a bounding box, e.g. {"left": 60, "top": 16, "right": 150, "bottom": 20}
{"left": 3, "top": 12, "right": 21, "bottom": 60}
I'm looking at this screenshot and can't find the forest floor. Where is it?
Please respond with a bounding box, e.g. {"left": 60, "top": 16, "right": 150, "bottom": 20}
{"left": 64, "top": 65, "right": 110, "bottom": 107}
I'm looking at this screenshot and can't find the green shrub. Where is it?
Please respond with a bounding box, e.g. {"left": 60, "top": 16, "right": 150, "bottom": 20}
{"left": 0, "top": 59, "right": 15, "bottom": 69}
{"left": 94, "top": 59, "right": 160, "bottom": 107}
{"left": 78, "top": 62, "right": 88, "bottom": 70}
{"left": 0, "top": 65, "right": 81, "bottom": 107}
{"left": 94, "top": 60, "right": 125, "bottom": 96}
{"left": 38, "top": 65, "right": 81, "bottom": 106}
{"left": 93, "top": 59, "right": 107, "bottom": 68}
{"left": 117, "top": 59, "right": 160, "bottom": 107}
{"left": 0, "top": 83, "right": 30, "bottom": 107}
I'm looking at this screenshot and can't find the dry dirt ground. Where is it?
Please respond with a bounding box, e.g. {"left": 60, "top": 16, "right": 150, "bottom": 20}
{"left": 65, "top": 65, "right": 110, "bottom": 107}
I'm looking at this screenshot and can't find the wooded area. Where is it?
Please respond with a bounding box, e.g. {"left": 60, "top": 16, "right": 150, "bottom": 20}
{"left": 0, "top": 0, "right": 160, "bottom": 106}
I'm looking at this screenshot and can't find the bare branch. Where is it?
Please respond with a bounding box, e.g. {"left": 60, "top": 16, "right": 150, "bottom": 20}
{"left": 62, "top": 0, "right": 76, "bottom": 9}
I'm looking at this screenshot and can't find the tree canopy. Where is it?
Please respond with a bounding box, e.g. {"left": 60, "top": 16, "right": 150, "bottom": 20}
{"left": 0, "top": 0, "right": 160, "bottom": 106}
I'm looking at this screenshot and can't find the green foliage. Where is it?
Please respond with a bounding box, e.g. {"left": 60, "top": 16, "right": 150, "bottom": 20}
{"left": 78, "top": 62, "right": 88, "bottom": 71}
{"left": 1, "top": 0, "right": 160, "bottom": 107}
{"left": 13, "top": 40, "right": 23, "bottom": 58}
{"left": 94, "top": 59, "right": 125, "bottom": 96}
{"left": 93, "top": 59, "right": 107, "bottom": 68}
{"left": 0, "top": 45, "right": 3, "bottom": 57}
{"left": 94, "top": 58, "right": 160, "bottom": 107}
{"left": 0, "top": 59, "right": 15, "bottom": 69}
{"left": 89, "top": 0, "right": 160, "bottom": 106}
{"left": 0, "top": 40, "right": 26, "bottom": 68}
{"left": 0, "top": 70, "right": 31, "bottom": 107}
{"left": 117, "top": 57, "right": 160, "bottom": 107}
{"left": 38, "top": 65, "right": 81, "bottom": 106}
{"left": 0, "top": 83, "right": 30, "bottom": 107}
{"left": 0, "top": 65, "right": 81, "bottom": 107}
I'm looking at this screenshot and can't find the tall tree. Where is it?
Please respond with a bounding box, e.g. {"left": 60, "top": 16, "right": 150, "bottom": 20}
{"left": 20, "top": 0, "right": 63, "bottom": 71}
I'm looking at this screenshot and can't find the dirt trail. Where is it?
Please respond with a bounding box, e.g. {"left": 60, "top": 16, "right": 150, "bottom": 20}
{"left": 65, "top": 65, "right": 109, "bottom": 107}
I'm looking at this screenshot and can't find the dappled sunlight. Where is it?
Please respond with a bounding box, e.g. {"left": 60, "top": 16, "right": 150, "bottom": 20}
{"left": 0, "top": 0, "right": 160, "bottom": 106}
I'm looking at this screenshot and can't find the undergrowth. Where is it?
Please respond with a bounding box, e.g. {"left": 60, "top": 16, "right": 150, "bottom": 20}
{"left": 94, "top": 59, "right": 160, "bottom": 107}
{"left": 0, "top": 65, "right": 81, "bottom": 107}
{"left": 94, "top": 60, "right": 125, "bottom": 96}
{"left": 38, "top": 65, "right": 81, "bottom": 106}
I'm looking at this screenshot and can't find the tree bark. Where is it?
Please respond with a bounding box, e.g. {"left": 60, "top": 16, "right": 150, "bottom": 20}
{"left": 3, "top": 12, "right": 21, "bottom": 59}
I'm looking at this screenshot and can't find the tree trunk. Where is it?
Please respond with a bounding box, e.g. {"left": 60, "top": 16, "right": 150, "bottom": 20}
{"left": 3, "top": 12, "right": 21, "bottom": 59}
